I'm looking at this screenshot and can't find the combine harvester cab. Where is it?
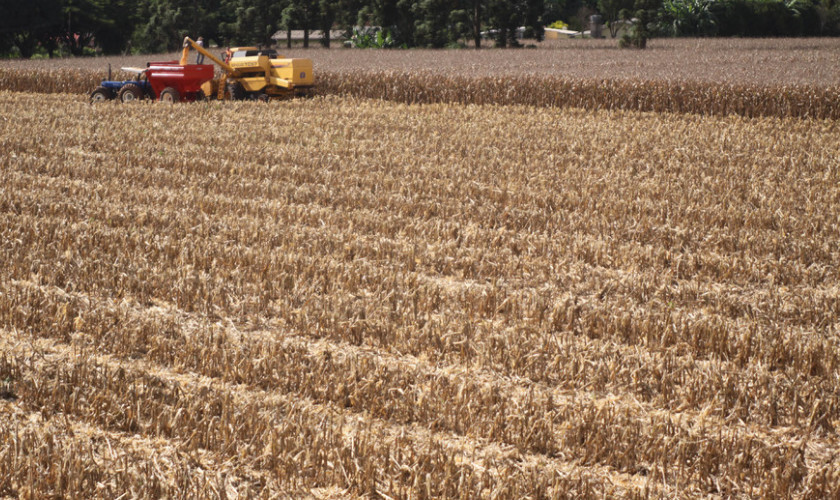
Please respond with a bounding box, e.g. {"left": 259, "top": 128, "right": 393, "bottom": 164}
{"left": 90, "top": 63, "right": 214, "bottom": 103}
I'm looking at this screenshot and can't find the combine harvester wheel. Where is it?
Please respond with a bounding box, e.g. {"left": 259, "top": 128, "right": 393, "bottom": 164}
{"left": 227, "top": 82, "right": 246, "bottom": 101}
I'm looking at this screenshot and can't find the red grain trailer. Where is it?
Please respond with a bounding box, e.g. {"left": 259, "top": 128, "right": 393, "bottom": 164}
{"left": 146, "top": 62, "right": 215, "bottom": 102}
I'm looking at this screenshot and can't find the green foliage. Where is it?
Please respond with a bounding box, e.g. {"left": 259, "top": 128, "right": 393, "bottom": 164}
{"left": 345, "top": 26, "right": 401, "bottom": 47}
{"left": 709, "top": 0, "right": 824, "bottom": 36}
{"left": 413, "top": 0, "right": 456, "bottom": 47}
{"left": 0, "top": 0, "right": 63, "bottom": 57}
{"left": 662, "top": 0, "right": 717, "bottom": 35}
{"left": 131, "top": 0, "right": 222, "bottom": 53}
{"left": 598, "top": 0, "right": 634, "bottom": 36}
{"left": 132, "top": 1, "right": 186, "bottom": 52}
{"left": 354, "top": 0, "right": 416, "bottom": 46}
{"left": 823, "top": 1, "right": 840, "bottom": 35}
{"left": 281, "top": 0, "right": 320, "bottom": 47}
{"left": 543, "top": 0, "right": 568, "bottom": 25}
{"left": 227, "top": 0, "right": 282, "bottom": 46}
{"left": 5, "top": 0, "right": 839, "bottom": 59}
{"left": 486, "top": 0, "right": 544, "bottom": 47}
{"left": 548, "top": 20, "right": 570, "bottom": 28}
{"left": 619, "top": 0, "right": 662, "bottom": 47}
{"left": 317, "top": 0, "right": 337, "bottom": 46}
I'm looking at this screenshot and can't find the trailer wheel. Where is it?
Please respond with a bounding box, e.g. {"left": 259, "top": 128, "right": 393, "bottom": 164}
{"left": 118, "top": 83, "right": 143, "bottom": 102}
{"left": 227, "top": 82, "right": 245, "bottom": 101}
{"left": 89, "top": 86, "right": 113, "bottom": 103}
{"left": 159, "top": 87, "right": 180, "bottom": 103}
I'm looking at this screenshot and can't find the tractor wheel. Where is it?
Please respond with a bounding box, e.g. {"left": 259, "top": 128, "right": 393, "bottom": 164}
{"left": 159, "top": 87, "right": 180, "bottom": 103}
{"left": 227, "top": 81, "right": 245, "bottom": 101}
{"left": 118, "top": 83, "right": 143, "bottom": 103}
{"left": 89, "top": 86, "right": 113, "bottom": 103}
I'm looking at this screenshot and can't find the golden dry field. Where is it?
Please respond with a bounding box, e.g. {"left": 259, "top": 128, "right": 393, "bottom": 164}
{"left": 1, "top": 85, "right": 839, "bottom": 498}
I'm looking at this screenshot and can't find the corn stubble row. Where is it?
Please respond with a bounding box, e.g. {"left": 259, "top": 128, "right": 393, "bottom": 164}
{"left": 1, "top": 91, "right": 839, "bottom": 497}
{"left": 2, "top": 66, "right": 840, "bottom": 119}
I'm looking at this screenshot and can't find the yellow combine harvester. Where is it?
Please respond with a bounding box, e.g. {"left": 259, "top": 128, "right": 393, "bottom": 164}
{"left": 180, "top": 37, "right": 314, "bottom": 100}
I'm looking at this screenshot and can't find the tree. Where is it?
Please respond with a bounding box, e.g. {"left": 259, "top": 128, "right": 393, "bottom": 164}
{"left": 524, "top": 0, "right": 546, "bottom": 39}
{"left": 448, "top": 4, "right": 474, "bottom": 47}
{"left": 60, "top": 0, "right": 109, "bottom": 55}
{"left": 619, "top": 0, "right": 662, "bottom": 48}
{"left": 0, "top": 0, "right": 63, "bottom": 58}
{"left": 472, "top": 0, "right": 483, "bottom": 47}
{"left": 225, "top": 0, "right": 283, "bottom": 46}
{"left": 317, "top": 0, "right": 337, "bottom": 47}
{"left": 358, "top": 0, "right": 416, "bottom": 46}
{"left": 132, "top": 0, "right": 188, "bottom": 52}
{"left": 662, "top": 0, "right": 717, "bottom": 35}
{"left": 413, "top": 0, "right": 458, "bottom": 47}
{"left": 598, "top": 0, "right": 635, "bottom": 36}
{"left": 332, "top": 0, "right": 366, "bottom": 38}
{"left": 282, "top": 0, "right": 318, "bottom": 48}
{"left": 543, "top": 0, "right": 567, "bottom": 25}
{"left": 97, "top": 0, "right": 141, "bottom": 53}
{"left": 485, "top": 0, "right": 544, "bottom": 47}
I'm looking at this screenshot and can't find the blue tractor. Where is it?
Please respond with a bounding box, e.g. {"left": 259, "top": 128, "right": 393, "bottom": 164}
{"left": 89, "top": 66, "right": 152, "bottom": 103}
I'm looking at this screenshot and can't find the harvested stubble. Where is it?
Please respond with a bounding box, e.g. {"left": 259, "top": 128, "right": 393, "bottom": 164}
{"left": 1, "top": 91, "right": 840, "bottom": 498}
{"left": 2, "top": 65, "right": 840, "bottom": 119}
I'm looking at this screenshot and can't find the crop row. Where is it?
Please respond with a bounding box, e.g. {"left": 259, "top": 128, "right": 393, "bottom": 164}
{"left": 1, "top": 328, "right": 642, "bottom": 499}
{"left": 5, "top": 278, "right": 840, "bottom": 495}
{"left": 2, "top": 67, "right": 840, "bottom": 119}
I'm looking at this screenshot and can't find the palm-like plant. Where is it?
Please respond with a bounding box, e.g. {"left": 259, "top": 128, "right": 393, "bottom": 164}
{"left": 662, "top": 0, "right": 718, "bottom": 35}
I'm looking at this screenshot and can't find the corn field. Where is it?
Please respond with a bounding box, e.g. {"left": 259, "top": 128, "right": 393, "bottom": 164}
{"left": 4, "top": 38, "right": 840, "bottom": 86}
{"left": 1, "top": 64, "right": 840, "bottom": 498}
{"left": 2, "top": 66, "right": 840, "bottom": 119}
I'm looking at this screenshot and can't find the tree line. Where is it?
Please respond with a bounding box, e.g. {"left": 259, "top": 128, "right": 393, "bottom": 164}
{"left": 0, "top": 0, "right": 554, "bottom": 56}
{"left": 2, "top": 0, "right": 840, "bottom": 58}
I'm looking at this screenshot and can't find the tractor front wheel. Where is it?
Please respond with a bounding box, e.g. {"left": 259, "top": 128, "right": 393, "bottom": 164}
{"left": 118, "top": 83, "right": 143, "bottom": 103}
{"left": 159, "top": 87, "right": 180, "bottom": 103}
{"left": 89, "top": 86, "right": 113, "bottom": 103}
